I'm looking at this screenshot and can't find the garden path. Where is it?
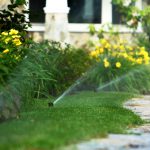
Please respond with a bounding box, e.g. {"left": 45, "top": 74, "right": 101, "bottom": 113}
{"left": 63, "top": 95, "right": 150, "bottom": 150}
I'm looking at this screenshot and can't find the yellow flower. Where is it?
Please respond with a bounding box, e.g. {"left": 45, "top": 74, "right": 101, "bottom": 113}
{"left": 9, "top": 29, "right": 19, "bottom": 35}
{"left": 119, "top": 45, "right": 125, "bottom": 51}
{"left": 113, "top": 45, "right": 118, "bottom": 49}
{"left": 144, "top": 59, "right": 149, "bottom": 65}
{"left": 1, "top": 32, "right": 8, "bottom": 36}
{"left": 100, "top": 39, "right": 107, "bottom": 45}
{"left": 122, "top": 53, "right": 128, "bottom": 58}
{"left": 139, "top": 50, "right": 149, "bottom": 57}
{"left": 127, "top": 46, "right": 133, "bottom": 51}
{"left": 136, "top": 58, "right": 143, "bottom": 64}
{"left": 127, "top": 56, "right": 135, "bottom": 63}
{"left": 143, "top": 56, "right": 150, "bottom": 64}
{"left": 5, "top": 37, "right": 11, "bottom": 44}
{"left": 12, "top": 35, "right": 21, "bottom": 39}
{"left": 103, "top": 58, "right": 110, "bottom": 68}
{"left": 13, "top": 38, "right": 22, "bottom": 46}
{"left": 90, "top": 50, "right": 98, "bottom": 58}
{"left": 99, "top": 48, "right": 104, "bottom": 54}
{"left": 144, "top": 56, "right": 149, "bottom": 61}
{"left": 105, "top": 43, "right": 111, "bottom": 49}
{"left": 3, "top": 49, "right": 9, "bottom": 54}
{"left": 119, "top": 39, "right": 127, "bottom": 44}
{"left": 140, "top": 47, "right": 146, "bottom": 51}
{"left": 111, "top": 52, "right": 117, "bottom": 57}
{"left": 103, "top": 58, "right": 107, "bottom": 62}
{"left": 104, "top": 61, "right": 110, "bottom": 68}
{"left": 116, "top": 62, "right": 121, "bottom": 68}
{"left": 129, "top": 52, "right": 134, "bottom": 56}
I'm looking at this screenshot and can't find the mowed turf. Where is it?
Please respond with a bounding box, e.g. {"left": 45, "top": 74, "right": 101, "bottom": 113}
{"left": 0, "top": 92, "right": 143, "bottom": 150}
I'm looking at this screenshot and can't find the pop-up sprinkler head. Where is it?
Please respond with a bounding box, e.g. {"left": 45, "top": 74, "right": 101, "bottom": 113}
{"left": 48, "top": 102, "right": 54, "bottom": 107}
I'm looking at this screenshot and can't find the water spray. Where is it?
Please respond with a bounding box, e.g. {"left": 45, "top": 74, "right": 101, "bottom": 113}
{"left": 49, "top": 65, "right": 149, "bottom": 107}
{"left": 48, "top": 76, "right": 86, "bottom": 107}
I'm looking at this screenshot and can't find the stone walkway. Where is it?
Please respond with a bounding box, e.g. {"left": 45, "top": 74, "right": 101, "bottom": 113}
{"left": 63, "top": 95, "right": 150, "bottom": 150}
{"left": 125, "top": 95, "right": 150, "bottom": 120}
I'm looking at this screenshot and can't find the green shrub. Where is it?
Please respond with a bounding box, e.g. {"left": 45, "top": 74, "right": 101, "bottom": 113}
{"left": 82, "top": 24, "right": 150, "bottom": 94}
{"left": 0, "top": 0, "right": 31, "bottom": 85}
{"left": 89, "top": 37, "right": 150, "bottom": 84}
{"left": 4, "top": 41, "right": 93, "bottom": 106}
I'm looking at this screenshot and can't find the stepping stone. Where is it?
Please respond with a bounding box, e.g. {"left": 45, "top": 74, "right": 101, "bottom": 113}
{"left": 73, "top": 134, "right": 150, "bottom": 150}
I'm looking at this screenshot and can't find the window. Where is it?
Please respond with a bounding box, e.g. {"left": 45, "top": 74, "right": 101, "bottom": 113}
{"left": 68, "top": 0, "right": 102, "bottom": 23}
{"left": 112, "top": 4, "right": 123, "bottom": 24}
{"left": 27, "top": 0, "right": 142, "bottom": 33}
{"left": 29, "top": 0, "right": 46, "bottom": 23}
{"left": 112, "top": 1, "right": 136, "bottom": 24}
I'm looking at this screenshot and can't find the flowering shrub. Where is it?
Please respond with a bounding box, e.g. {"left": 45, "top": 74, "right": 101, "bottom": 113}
{"left": 89, "top": 38, "right": 150, "bottom": 83}
{"left": 0, "top": 29, "right": 25, "bottom": 84}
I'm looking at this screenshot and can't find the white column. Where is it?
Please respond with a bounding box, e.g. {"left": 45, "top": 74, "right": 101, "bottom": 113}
{"left": 102, "top": 0, "right": 112, "bottom": 24}
{"left": 44, "top": 0, "right": 70, "bottom": 43}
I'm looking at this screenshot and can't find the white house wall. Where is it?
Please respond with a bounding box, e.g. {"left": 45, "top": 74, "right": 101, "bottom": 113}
{"left": 0, "top": 0, "right": 145, "bottom": 44}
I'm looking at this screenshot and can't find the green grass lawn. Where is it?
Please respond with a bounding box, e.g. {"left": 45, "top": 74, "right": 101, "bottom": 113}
{"left": 0, "top": 91, "right": 143, "bottom": 150}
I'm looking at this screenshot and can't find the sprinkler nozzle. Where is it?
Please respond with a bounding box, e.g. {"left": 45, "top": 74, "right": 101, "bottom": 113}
{"left": 48, "top": 102, "right": 54, "bottom": 107}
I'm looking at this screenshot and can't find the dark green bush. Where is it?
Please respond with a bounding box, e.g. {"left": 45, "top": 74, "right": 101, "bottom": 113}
{"left": 4, "top": 41, "right": 93, "bottom": 106}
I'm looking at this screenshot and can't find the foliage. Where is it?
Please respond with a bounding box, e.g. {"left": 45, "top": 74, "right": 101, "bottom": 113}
{"left": 141, "top": 6, "right": 150, "bottom": 40}
{"left": 0, "top": 29, "right": 27, "bottom": 85}
{"left": 135, "top": 33, "right": 150, "bottom": 54}
{"left": 90, "top": 38, "right": 149, "bottom": 68}
{"left": 88, "top": 24, "right": 119, "bottom": 49}
{"left": 15, "top": 0, "right": 27, "bottom": 5}
{"left": 111, "top": 0, "right": 150, "bottom": 40}
{"left": 0, "top": 0, "right": 30, "bottom": 32}
{"left": 111, "top": 0, "right": 140, "bottom": 29}
{"left": 0, "top": 0, "right": 31, "bottom": 85}
{"left": 0, "top": 92, "right": 143, "bottom": 150}
{"left": 90, "top": 36, "right": 150, "bottom": 88}
{"left": 87, "top": 38, "right": 150, "bottom": 93}
{"left": 91, "top": 64, "right": 150, "bottom": 94}
{"left": 3, "top": 41, "right": 93, "bottom": 107}
{"left": 85, "top": 24, "right": 150, "bottom": 93}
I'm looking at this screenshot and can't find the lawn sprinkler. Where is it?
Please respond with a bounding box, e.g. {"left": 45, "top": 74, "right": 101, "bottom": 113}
{"left": 48, "top": 102, "right": 54, "bottom": 107}
{"left": 48, "top": 67, "right": 96, "bottom": 107}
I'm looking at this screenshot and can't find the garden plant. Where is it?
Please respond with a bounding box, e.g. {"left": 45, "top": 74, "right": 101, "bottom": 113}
{"left": 0, "top": 29, "right": 25, "bottom": 84}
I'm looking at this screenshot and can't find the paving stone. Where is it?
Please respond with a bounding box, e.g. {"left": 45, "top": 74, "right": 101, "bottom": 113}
{"left": 76, "top": 134, "right": 150, "bottom": 150}
{"left": 125, "top": 97, "right": 150, "bottom": 121}
{"left": 131, "top": 125, "right": 150, "bottom": 134}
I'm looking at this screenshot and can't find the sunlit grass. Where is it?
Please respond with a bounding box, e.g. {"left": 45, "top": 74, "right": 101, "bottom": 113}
{"left": 0, "top": 92, "right": 143, "bottom": 150}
